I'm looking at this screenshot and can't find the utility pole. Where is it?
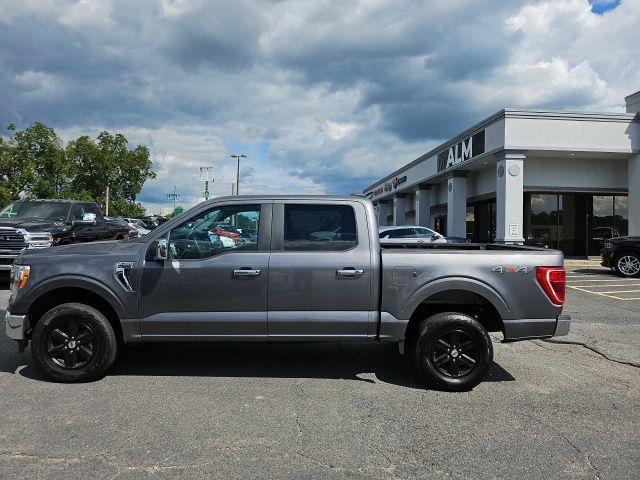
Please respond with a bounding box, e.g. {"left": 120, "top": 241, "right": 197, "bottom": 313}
{"left": 105, "top": 186, "right": 110, "bottom": 216}
{"left": 230, "top": 154, "right": 246, "bottom": 195}
{"left": 166, "top": 186, "right": 180, "bottom": 211}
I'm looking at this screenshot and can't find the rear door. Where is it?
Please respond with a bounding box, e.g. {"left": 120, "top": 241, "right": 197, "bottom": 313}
{"left": 268, "top": 200, "right": 375, "bottom": 340}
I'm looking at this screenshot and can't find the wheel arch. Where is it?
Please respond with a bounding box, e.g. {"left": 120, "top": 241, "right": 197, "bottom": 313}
{"left": 25, "top": 280, "right": 125, "bottom": 342}
{"left": 402, "top": 279, "right": 509, "bottom": 346}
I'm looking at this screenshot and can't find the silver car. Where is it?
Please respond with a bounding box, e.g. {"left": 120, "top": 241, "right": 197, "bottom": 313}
{"left": 378, "top": 225, "right": 446, "bottom": 244}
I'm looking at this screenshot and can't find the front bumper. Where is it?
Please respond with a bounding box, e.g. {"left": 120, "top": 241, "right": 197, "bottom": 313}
{"left": 5, "top": 310, "right": 29, "bottom": 341}
{"left": 601, "top": 249, "right": 615, "bottom": 268}
{"left": 0, "top": 254, "right": 19, "bottom": 271}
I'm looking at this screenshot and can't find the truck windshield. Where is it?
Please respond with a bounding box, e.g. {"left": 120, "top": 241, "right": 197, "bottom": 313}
{"left": 0, "top": 202, "right": 70, "bottom": 222}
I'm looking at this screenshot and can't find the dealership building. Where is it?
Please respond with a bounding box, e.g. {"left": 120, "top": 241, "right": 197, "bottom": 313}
{"left": 363, "top": 91, "right": 640, "bottom": 257}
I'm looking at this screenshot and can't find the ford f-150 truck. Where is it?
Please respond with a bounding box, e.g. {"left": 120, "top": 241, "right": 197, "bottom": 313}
{"left": 0, "top": 199, "right": 130, "bottom": 271}
{"left": 5, "top": 196, "right": 570, "bottom": 390}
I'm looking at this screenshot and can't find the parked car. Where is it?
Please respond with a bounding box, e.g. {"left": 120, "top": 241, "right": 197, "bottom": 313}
{"left": 601, "top": 236, "right": 640, "bottom": 277}
{"left": 117, "top": 217, "right": 151, "bottom": 237}
{"left": 443, "top": 236, "right": 472, "bottom": 244}
{"left": 6, "top": 195, "right": 570, "bottom": 390}
{"left": 139, "top": 218, "right": 159, "bottom": 230}
{"left": 0, "top": 199, "right": 129, "bottom": 271}
{"left": 210, "top": 225, "right": 241, "bottom": 246}
{"left": 378, "top": 225, "right": 447, "bottom": 244}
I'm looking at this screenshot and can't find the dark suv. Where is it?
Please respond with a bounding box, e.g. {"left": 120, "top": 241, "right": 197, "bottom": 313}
{"left": 601, "top": 236, "right": 640, "bottom": 277}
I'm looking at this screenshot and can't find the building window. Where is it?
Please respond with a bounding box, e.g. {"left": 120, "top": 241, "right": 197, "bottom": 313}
{"left": 525, "top": 193, "right": 628, "bottom": 257}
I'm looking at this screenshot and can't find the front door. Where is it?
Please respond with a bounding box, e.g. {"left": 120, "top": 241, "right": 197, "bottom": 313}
{"left": 138, "top": 202, "right": 271, "bottom": 340}
{"left": 70, "top": 204, "right": 108, "bottom": 242}
{"left": 268, "top": 201, "right": 374, "bottom": 340}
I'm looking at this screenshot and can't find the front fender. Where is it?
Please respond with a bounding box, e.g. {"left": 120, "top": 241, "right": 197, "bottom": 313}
{"left": 400, "top": 276, "right": 512, "bottom": 321}
{"left": 13, "top": 274, "right": 128, "bottom": 319}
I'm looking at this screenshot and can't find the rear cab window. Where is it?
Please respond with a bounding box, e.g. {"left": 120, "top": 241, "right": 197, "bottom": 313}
{"left": 284, "top": 204, "right": 357, "bottom": 251}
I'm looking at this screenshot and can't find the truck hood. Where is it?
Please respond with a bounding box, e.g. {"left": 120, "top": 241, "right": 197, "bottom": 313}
{"left": 20, "top": 240, "right": 127, "bottom": 259}
{"left": 611, "top": 236, "right": 640, "bottom": 243}
{"left": 0, "top": 217, "right": 67, "bottom": 232}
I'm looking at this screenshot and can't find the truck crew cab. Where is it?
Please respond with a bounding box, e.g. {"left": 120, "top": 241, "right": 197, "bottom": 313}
{"left": 6, "top": 196, "right": 569, "bottom": 390}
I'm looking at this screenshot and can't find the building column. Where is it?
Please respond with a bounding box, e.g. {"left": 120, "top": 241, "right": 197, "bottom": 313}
{"left": 629, "top": 154, "right": 640, "bottom": 236}
{"left": 415, "top": 184, "right": 431, "bottom": 227}
{"left": 376, "top": 201, "right": 388, "bottom": 227}
{"left": 447, "top": 173, "right": 467, "bottom": 238}
{"left": 495, "top": 150, "right": 526, "bottom": 244}
{"left": 393, "top": 194, "right": 407, "bottom": 226}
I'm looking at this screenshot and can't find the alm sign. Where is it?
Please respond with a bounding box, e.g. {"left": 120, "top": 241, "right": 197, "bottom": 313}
{"left": 437, "top": 130, "right": 485, "bottom": 172}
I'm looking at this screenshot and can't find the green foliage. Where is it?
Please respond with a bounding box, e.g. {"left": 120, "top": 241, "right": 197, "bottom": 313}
{"left": 109, "top": 197, "right": 146, "bottom": 218}
{"left": 0, "top": 123, "right": 156, "bottom": 216}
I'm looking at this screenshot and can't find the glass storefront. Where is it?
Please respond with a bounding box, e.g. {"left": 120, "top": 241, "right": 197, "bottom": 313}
{"left": 466, "top": 200, "right": 496, "bottom": 243}
{"left": 524, "top": 193, "right": 628, "bottom": 257}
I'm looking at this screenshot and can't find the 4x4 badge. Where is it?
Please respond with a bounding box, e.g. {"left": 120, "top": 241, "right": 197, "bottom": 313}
{"left": 493, "top": 266, "right": 530, "bottom": 274}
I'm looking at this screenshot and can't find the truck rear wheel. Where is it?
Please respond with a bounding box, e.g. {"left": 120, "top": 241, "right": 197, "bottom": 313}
{"left": 410, "top": 312, "right": 493, "bottom": 391}
{"left": 31, "top": 303, "right": 118, "bottom": 383}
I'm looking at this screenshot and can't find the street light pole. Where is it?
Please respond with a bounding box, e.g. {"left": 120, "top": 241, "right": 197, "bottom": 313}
{"left": 230, "top": 154, "right": 246, "bottom": 195}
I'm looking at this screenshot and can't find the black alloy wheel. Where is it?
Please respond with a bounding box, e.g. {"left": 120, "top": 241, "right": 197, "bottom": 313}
{"left": 32, "top": 303, "right": 118, "bottom": 383}
{"left": 430, "top": 329, "right": 479, "bottom": 378}
{"left": 411, "top": 312, "right": 493, "bottom": 391}
{"left": 46, "top": 320, "right": 96, "bottom": 369}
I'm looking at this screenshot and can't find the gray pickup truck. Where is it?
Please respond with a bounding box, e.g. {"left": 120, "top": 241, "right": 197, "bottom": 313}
{"left": 5, "top": 195, "right": 570, "bottom": 390}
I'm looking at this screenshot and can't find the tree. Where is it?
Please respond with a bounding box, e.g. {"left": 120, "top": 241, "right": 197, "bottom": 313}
{"left": 66, "top": 131, "right": 156, "bottom": 216}
{"left": 1, "top": 123, "right": 156, "bottom": 216}
{"left": 0, "top": 123, "right": 68, "bottom": 201}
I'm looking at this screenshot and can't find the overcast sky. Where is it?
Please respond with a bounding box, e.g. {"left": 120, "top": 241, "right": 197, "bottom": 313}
{"left": 1, "top": 0, "right": 637, "bottom": 214}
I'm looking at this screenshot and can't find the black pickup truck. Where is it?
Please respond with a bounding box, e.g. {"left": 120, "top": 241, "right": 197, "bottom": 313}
{"left": 0, "top": 199, "right": 129, "bottom": 271}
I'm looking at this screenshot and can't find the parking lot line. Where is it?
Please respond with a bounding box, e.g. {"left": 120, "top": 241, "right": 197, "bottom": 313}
{"left": 567, "top": 286, "right": 640, "bottom": 301}
{"left": 566, "top": 279, "right": 640, "bottom": 282}
{"left": 565, "top": 270, "right": 640, "bottom": 301}
{"left": 590, "top": 290, "right": 640, "bottom": 294}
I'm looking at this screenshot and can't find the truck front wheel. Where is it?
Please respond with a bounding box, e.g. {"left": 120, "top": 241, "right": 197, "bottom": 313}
{"left": 31, "top": 303, "right": 118, "bottom": 383}
{"left": 411, "top": 312, "right": 493, "bottom": 391}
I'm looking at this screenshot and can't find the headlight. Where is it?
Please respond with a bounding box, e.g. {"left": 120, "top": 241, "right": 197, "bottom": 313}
{"left": 23, "top": 231, "right": 54, "bottom": 249}
{"left": 10, "top": 265, "right": 30, "bottom": 297}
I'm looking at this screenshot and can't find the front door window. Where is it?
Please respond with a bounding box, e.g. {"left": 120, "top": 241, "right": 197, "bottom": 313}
{"left": 168, "top": 204, "right": 261, "bottom": 260}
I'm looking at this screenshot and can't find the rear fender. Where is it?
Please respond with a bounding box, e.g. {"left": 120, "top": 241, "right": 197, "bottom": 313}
{"left": 400, "top": 276, "right": 511, "bottom": 321}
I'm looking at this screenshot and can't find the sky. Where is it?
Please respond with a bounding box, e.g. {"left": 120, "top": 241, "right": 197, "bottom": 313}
{"left": 0, "top": 0, "right": 637, "bottom": 215}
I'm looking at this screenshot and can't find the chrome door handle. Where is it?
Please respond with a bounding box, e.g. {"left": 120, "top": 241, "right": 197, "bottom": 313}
{"left": 337, "top": 268, "right": 364, "bottom": 277}
{"left": 233, "top": 269, "right": 261, "bottom": 277}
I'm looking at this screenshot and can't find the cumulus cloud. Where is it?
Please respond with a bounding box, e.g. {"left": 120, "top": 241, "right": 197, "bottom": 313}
{"left": 0, "top": 0, "right": 637, "bottom": 212}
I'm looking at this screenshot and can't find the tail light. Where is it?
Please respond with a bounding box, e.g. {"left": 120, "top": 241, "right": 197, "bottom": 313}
{"left": 536, "top": 266, "right": 566, "bottom": 305}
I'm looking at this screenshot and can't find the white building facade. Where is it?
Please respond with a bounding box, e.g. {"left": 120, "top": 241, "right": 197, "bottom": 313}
{"left": 363, "top": 92, "right": 640, "bottom": 257}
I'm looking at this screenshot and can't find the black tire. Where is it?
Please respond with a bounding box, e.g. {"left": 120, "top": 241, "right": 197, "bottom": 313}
{"left": 31, "top": 303, "right": 118, "bottom": 383}
{"left": 614, "top": 252, "right": 640, "bottom": 278}
{"left": 410, "top": 312, "right": 493, "bottom": 391}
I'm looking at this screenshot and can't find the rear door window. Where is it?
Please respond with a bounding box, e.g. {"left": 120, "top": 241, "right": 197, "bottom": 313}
{"left": 388, "top": 228, "right": 413, "bottom": 239}
{"left": 284, "top": 204, "right": 357, "bottom": 251}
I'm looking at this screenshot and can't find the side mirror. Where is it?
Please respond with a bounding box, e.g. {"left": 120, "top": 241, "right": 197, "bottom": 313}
{"left": 74, "top": 213, "right": 97, "bottom": 226}
{"left": 156, "top": 238, "right": 168, "bottom": 261}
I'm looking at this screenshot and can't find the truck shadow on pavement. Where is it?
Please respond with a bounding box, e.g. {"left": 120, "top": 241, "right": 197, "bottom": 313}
{"left": 3, "top": 338, "right": 515, "bottom": 390}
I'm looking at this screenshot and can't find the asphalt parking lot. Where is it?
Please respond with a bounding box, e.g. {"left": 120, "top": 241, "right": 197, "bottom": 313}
{"left": 1, "top": 269, "right": 639, "bottom": 480}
